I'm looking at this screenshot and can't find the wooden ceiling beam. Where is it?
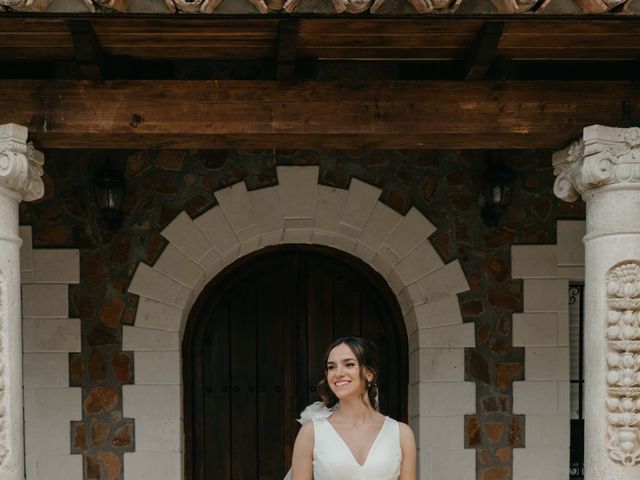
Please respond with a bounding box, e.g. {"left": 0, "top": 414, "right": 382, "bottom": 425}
{"left": 67, "top": 20, "right": 104, "bottom": 80}
{"left": 0, "top": 79, "right": 638, "bottom": 150}
{"left": 464, "top": 21, "right": 503, "bottom": 81}
{"left": 276, "top": 19, "right": 298, "bottom": 81}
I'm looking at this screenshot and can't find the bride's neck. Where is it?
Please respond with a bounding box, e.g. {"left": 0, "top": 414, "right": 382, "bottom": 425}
{"left": 334, "top": 398, "right": 376, "bottom": 423}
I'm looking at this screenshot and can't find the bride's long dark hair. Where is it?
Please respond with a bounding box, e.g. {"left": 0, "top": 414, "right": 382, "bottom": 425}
{"left": 317, "top": 336, "right": 380, "bottom": 410}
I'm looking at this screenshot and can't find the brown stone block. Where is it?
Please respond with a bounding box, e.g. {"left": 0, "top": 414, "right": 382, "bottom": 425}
{"left": 85, "top": 455, "right": 100, "bottom": 480}
{"left": 35, "top": 204, "right": 63, "bottom": 222}
{"left": 145, "top": 232, "right": 166, "bottom": 263}
{"left": 99, "top": 452, "right": 122, "bottom": 480}
{"left": 503, "top": 205, "right": 525, "bottom": 224}
{"left": 495, "top": 447, "right": 511, "bottom": 464}
{"left": 449, "top": 192, "right": 474, "bottom": 212}
{"left": 84, "top": 387, "right": 119, "bottom": 415}
{"left": 481, "top": 396, "right": 509, "bottom": 414}
{"left": 446, "top": 170, "right": 465, "bottom": 186}
{"left": 482, "top": 422, "right": 505, "bottom": 444}
{"left": 462, "top": 300, "right": 483, "bottom": 317}
{"left": 416, "top": 151, "right": 439, "bottom": 168}
{"left": 488, "top": 289, "right": 522, "bottom": 312}
{"left": 126, "top": 151, "right": 150, "bottom": 178}
{"left": 184, "top": 194, "right": 210, "bottom": 217}
{"left": 70, "top": 353, "right": 83, "bottom": 385}
{"left": 431, "top": 231, "right": 450, "bottom": 258}
{"left": 92, "top": 420, "right": 110, "bottom": 447}
{"left": 201, "top": 174, "right": 218, "bottom": 191}
{"left": 384, "top": 191, "right": 407, "bottom": 214}
{"left": 479, "top": 449, "right": 491, "bottom": 465}
{"left": 396, "top": 164, "right": 412, "bottom": 187}
{"left": 144, "top": 171, "right": 178, "bottom": 194}
{"left": 88, "top": 325, "right": 118, "bottom": 346}
{"left": 484, "top": 256, "right": 509, "bottom": 284}
{"left": 532, "top": 197, "right": 551, "bottom": 220}
{"left": 490, "top": 339, "right": 511, "bottom": 358}
{"left": 155, "top": 150, "right": 186, "bottom": 172}
{"left": 100, "top": 298, "right": 125, "bottom": 328}
{"left": 483, "top": 227, "right": 516, "bottom": 248}
{"left": 110, "top": 234, "right": 131, "bottom": 268}
{"left": 468, "top": 272, "right": 482, "bottom": 291}
{"left": 113, "top": 423, "right": 133, "bottom": 448}
{"left": 368, "top": 151, "right": 387, "bottom": 166}
{"left": 72, "top": 422, "right": 87, "bottom": 451}
{"left": 324, "top": 169, "right": 349, "bottom": 188}
{"left": 477, "top": 323, "right": 491, "bottom": 344}
{"left": 89, "top": 350, "right": 107, "bottom": 382}
{"left": 293, "top": 150, "right": 320, "bottom": 165}
{"left": 467, "top": 350, "right": 490, "bottom": 385}
{"left": 73, "top": 294, "right": 94, "bottom": 319}
{"left": 481, "top": 466, "right": 510, "bottom": 480}
{"left": 422, "top": 176, "right": 437, "bottom": 202}
{"left": 523, "top": 222, "right": 546, "bottom": 243}
{"left": 84, "top": 254, "right": 110, "bottom": 290}
{"left": 508, "top": 416, "right": 524, "bottom": 447}
{"left": 495, "top": 363, "right": 522, "bottom": 392}
{"left": 201, "top": 149, "right": 229, "bottom": 170}
{"left": 466, "top": 416, "right": 481, "bottom": 448}
{"left": 112, "top": 352, "right": 132, "bottom": 384}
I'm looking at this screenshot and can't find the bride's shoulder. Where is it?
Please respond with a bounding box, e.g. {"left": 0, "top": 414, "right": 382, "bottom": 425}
{"left": 396, "top": 422, "right": 416, "bottom": 448}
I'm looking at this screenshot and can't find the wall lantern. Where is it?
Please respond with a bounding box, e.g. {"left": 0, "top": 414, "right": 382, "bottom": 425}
{"left": 93, "top": 170, "right": 125, "bottom": 230}
{"left": 480, "top": 156, "right": 516, "bottom": 228}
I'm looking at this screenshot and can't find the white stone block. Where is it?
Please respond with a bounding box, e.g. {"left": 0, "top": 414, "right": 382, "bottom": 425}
{"left": 26, "top": 454, "right": 83, "bottom": 480}
{"left": 417, "top": 261, "right": 468, "bottom": 303}
{"left": 523, "top": 279, "right": 569, "bottom": 313}
{"left": 123, "top": 326, "right": 180, "bottom": 351}
{"left": 557, "top": 266, "right": 585, "bottom": 281}
{"left": 154, "top": 244, "right": 205, "bottom": 289}
{"left": 193, "top": 206, "right": 240, "bottom": 258}
{"left": 386, "top": 267, "right": 405, "bottom": 296}
{"left": 20, "top": 225, "right": 34, "bottom": 272}
{"left": 135, "top": 297, "right": 183, "bottom": 332}
{"left": 261, "top": 230, "right": 284, "bottom": 247}
{"left": 384, "top": 207, "right": 435, "bottom": 260}
{"left": 23, "top": 318, "right": 81, "bottom": 353}
{"left": 200, "top": 249, "right": 223, "bottom": 280}
{"left": 425, "top": 382, "right": 476, "bottom": 416}
{"left": 136, "top": 418, "right": 182, "bottom": 452}
{"left": 409, "top": 383, "right": 421, "bottom": 418}
{"left": 513, "top": 313, "right": 558, "bottom": 347}
{"left": 25, "top": 421, "right": 71, "bottom": 455}
{"left": 22, "top": 284, "right": 68, "bottom": 318}
{"left": 23, "top": 353, "right": 70, "bottom": 387}
{"left": 431, "top": 448, "right": 476, "bottom": 480}
{"left": 282, "top": 228, "right": 312, "bottom": 244}
{"left": 511, "top": 244, "right": 557, "bottom": 279}
{"left": 333, "top": 233, "right": 357, "bottom": 253}
{"left": 526, "top": 347, "right": 570, "bottom": 381}
{"left": 513, "top": 448, "right": 566, "bottom": 480}
{"left": 215, "top": 181, "right": 260, "bottom": 242}
{"left": 359, "top": 202, "right": 403, "bottom": 252}
{"left": 124, "top": 452, "right": 172, "bottom": 480}
{"left": 418, "top": 323, "right": 475, "bottom": 348}
{"left": 339, "top": 178, "right": 380, "bottom": 237}
{"left": 311, "top": 229, "right": 335, "bottom": 247}
{"left": 248, "top": 185, "right": 284, "bottom": 235}
{"left": 419, "top": 416, "right": 465, "bottom": 450}
{"left": 513, "top": 381, "right": 559, "bottom": 415}
{"left": 32, "top": 249, "right": 80, "bottom": 284}
{"left": 557, "top": 312, "right": 569, "bottom": 346}
{"left": 414, "top": 296, "right": 463, "bottom": 329}
{"left": 24, "top": 387, "right": 81, "bottom": 421}
{"left": 315, "top": 185, "right": 347, "bottom": 234}
{"left": 353, "top": 242, "right": 376, "bottom": 265}
{"left": 372, "top": 246, "right": 397, "bottom": 277}
{"left": 419, "top": 348, "right": 465, "bottom": 382}
{"left": 556, "top": 220, "right": 585, "bottom": 267}
{"left": 135, "top": 351, "right": 181, "bottom": 385}
{"left": 558, "top": 380, "right": 570, "bottom": 415}
{"left": 525, "top": 415, "right": 570, "bottom": 447}
{"left": 277, "top": 166, "right": 319, "bottom": 227}
{"left": 129, "top": 264, "right": 186, "bottom": 308}
{"left": 123, "top": 385, "right": 181, "bottom": 419}
{"left": 394, "top": 240, "right": 443, "bottom": 285}
{"left": 161, "top": 211, "right": 213, "bottom": 263}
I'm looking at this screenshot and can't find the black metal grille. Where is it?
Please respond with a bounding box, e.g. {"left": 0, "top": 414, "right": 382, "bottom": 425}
{"left": 569, "top": 284, "right": 584, "bottom": 480}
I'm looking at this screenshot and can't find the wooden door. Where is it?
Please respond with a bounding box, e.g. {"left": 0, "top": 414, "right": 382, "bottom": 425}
{"left": 184, "top": 246, "right": 407, "bottom": 480}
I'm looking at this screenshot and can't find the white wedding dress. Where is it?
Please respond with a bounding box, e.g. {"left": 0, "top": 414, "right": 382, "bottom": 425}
{"left": 284, "top": 402, "right": 402, "bottom": 480}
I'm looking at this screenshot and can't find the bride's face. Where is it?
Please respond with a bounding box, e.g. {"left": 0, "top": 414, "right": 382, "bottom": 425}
{"left": 326, "top": 343, "right": 372, "bottom": 400}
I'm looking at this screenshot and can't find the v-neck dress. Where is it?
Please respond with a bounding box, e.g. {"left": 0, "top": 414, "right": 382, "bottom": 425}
{"left": 312, "top": 416, "right": 401, "bottom": 480}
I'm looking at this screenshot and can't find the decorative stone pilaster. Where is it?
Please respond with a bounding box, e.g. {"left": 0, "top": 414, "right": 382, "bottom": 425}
{"left": 0, "top": 123, "right": 44, "bottom": 480}
{"left": 554, "top": 125, "right": 640, "bottom": 480}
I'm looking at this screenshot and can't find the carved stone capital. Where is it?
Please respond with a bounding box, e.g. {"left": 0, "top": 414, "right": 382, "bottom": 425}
{"left": 553, "top": 125, "right": 640, "bottom": 203}
{"left": 0, "top": 124, "right": 44, "bottom": 202}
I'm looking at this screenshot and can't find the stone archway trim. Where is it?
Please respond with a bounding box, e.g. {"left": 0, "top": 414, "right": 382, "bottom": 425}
{"left": 510, "top": 220, "right": 585, "bottom": 480}
{"left": 126, "top": 166, "right": 476, "bottom": 480}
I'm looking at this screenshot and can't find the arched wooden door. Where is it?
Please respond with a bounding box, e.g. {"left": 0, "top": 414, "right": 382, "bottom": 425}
{"left": 184, "top": 245, "right": 408, "bottom": 480}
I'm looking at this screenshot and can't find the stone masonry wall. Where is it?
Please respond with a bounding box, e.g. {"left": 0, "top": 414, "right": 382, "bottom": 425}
{"left": 18, "top": 148, "right": 585, "bottom": 480}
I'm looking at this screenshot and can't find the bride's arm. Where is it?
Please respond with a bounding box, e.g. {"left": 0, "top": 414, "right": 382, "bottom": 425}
{"left": 398, "top": 422, "right": 417, "bottom": 480}
{"left": 291, "top": 422, "right": 314, "bottom": 480}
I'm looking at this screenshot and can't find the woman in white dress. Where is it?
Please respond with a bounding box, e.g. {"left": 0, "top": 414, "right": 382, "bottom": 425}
{"left": 289, "top": 337, "right": 416, "bottom": 480}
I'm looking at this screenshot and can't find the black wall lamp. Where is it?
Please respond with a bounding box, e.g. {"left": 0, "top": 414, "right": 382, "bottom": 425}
{"left": 480, "top": 155, "right": 516, "bottom": 228}
{"left": 93, "top": 169, "right": 125, "bottom": 230}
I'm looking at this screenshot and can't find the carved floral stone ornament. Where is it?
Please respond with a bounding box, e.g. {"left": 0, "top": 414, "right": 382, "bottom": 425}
{"left": 0, "top": 124, "right": 45, "bottom": 202}
{"left": 606, "top": 261, "right": 640, "bottom": 467}
{"left": 553, "top": 126, "right": 640, "bottom": 203}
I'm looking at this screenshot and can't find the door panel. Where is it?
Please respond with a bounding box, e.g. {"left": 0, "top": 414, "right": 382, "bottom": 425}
{"left": 185, "top": 246, "right": 407, "bottom": 480}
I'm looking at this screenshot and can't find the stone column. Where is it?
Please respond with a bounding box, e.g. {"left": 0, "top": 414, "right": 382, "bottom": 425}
{"left": 554, "top": 125, "right": 640, "bottom": 480}
{"left": 0, "top": 124, "right": 44, "bottom": 480}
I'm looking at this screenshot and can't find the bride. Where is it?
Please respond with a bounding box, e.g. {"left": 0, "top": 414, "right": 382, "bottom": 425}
{"left": 288, "top": 336, "right": 416, "bottom": 480}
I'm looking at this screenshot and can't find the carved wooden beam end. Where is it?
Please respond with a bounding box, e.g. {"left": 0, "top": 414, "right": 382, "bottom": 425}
{"left": 0, "top": 0, "right": 52, "bottom": 11}
{"left": 490, "top": 0, "right": 551, "bottom": 13}
{"left": 573, "top": 0, "right": 629, "bottom": 13}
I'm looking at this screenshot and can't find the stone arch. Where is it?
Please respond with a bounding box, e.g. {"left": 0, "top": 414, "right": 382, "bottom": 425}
{"left": 124, "top": 166, "right": 476, "bottom": 480}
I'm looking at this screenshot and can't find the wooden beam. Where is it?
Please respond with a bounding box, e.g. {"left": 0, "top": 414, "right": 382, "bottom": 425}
{"left": 464, "top": 22, "right": 503, "bottom": 80}
{"left": 276, "top": 19, "right": 298, "bottom": 81}
{"left": 67, "top": 20, "right": 104, "bottom": 81}
{"left": 0, "top": 80, "right": 638, "bottom": 150}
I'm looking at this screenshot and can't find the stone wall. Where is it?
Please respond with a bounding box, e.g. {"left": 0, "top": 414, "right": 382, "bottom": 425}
{"left": 18, "top": 148, "right": 584, "bottom": 480}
